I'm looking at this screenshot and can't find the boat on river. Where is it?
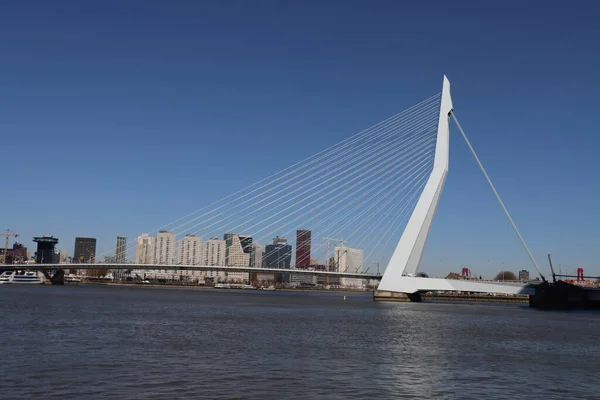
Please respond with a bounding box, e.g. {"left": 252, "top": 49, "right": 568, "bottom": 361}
{"left": 214, "top": 283, "right": 231, "bottom": 289}
{"left": 0, "top": 271, "right": 44, "bottom": 284}
{"left": 214, "top": 283, "right": 257, "bottom": 290}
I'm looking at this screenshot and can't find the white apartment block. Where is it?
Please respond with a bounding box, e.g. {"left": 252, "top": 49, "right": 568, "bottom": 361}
{"left": 203, "top": 238, "right": 226, "bottom": 281}
{"left": 177, "top": 233, "right": 204, "bottom": 282}
{"left": 178, "top": 234, "right": 203, "bottom": 265}
{"left": 177, "top": 233, "right": 204, "bottom": 281}
{"left": 135, "top": 234, "right": 154, "bottom": 264}
{"left": 152, "top": 230, "right": 176, "bottom": 265}
{"left": 203, "top": 238, "right": 225, "bottom": 266}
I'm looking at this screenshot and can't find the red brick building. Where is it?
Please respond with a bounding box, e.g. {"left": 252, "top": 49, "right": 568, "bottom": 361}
{"left": 295, "top": 230, "right": 311, "bottom": 269}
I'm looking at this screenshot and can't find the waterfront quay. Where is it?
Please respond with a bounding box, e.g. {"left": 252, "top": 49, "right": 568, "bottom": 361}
{"left": 67, "top": 277, "right": 376, "bottom": 293}
{"left": 3, "top": 265, "right": 540, "bottom": 304}
{"left": 75, "top": 278, "right": 531, "bottom": 303}
{"left": 374, "top": 289, "right": 529, "bottom": 303}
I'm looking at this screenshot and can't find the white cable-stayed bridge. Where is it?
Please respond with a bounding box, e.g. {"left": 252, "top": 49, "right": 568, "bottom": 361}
{"left": 7, "top": 76, "right": 543, "bottom": 300}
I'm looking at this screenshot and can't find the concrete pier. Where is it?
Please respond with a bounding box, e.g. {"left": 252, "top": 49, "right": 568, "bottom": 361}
{"left": 374, "top": 290, "right": 529, "bottom": 304}
{"left": 373, "top": 290, "right": 421, "bottom": 302}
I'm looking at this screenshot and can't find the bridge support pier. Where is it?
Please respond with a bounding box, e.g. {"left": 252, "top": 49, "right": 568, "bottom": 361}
{"left": 373, "top": 290, "right": 422, "bottom": 302}
{"left": 40, "top": 269, "right": 65, "bottom": 285}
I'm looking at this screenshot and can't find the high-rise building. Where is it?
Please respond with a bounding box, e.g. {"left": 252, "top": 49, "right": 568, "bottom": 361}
{"left": 225, "top": 234, "right": 250, "bottom": 267}
{"left": 335, "top": 246, "right": 364, "bottom": 288}
{"left": 135, "top": 234, "right": 153, "bottom": 264}
{"left": 203, "top": 238, "right": 226, "bottom": 266}
{"left": 212, "top": 235, "right": 248, "bottom": 282}
{"left": 57, "top": 249, "right": 68, "bottom": 264}
{"left": 34, "top": 236, "right": 59, "bottom": 264}
{"left": 114, "top": 236, "right": 127, "bottom": 264}
{"left": 152, "top": 230, "right": 176, "bottom": 265}
{"left": 73, "top": 237, "right": 96, "bottom": 263}
{"left": 334, "top": 246, "right": 363, "bottom": 273}
{"left": 54, "top": 249, "right": 69, "bottom": 264}
{"left": 239, "top": 235, "right": 253, "bottom": 255}
{"left": 203, "top": 238, "right": 226, "bottom": 281}
{"left": 224, "top": 233, "right": 252, "bottom": 264}
{"left": 178, "top": 234, "right": 203, "bottom": 265}
{"left": 224, "top": 233, "right": 234, "bottom": 263}
{"left": 519, "top": 269, "right": 530, "bottom": 281}
{"left": 176, "top": 235, "right": 203, "bottom": 282}
{"left": 251, "top": 242, "right": 263, "bottom": 268}
{"left": 264, "top": 236, "right": 292, "bottom": 269}
{"left": 295, "top": 230, "right": 311, "bottom": 269}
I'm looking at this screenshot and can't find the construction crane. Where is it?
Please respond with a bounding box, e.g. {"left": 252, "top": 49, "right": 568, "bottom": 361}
{"left": 323, "top": 237, "right": 347, "bottom": 271}
{"left": 322, "top": 237, "right": 347, "bottom": 285}
{"left": 461, "top": 267, "right": 471, "bottom": 279}
{"left": 2, "top": 229, "right": 19, "bottom": 264}
{"left": 323, "top": 237, "right": 347, "bottom": 247}
{"left": 547, "top": 254, "right": 557, "bottom": 283}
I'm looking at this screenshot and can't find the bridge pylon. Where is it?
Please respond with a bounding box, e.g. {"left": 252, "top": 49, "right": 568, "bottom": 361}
{"left": 375, "top": 76, "right": 535, "bottom": 301}
{"left": 376, "top": 76, "right": 452, "bottom": 298}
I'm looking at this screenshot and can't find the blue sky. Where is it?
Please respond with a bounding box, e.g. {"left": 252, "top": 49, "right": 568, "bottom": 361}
{"left": 1, "top": 0, "right": 599, "bottom": 277}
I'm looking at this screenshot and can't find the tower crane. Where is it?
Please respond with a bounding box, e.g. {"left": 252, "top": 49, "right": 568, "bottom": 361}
{"left": 322, "top": 237, "right": 347, "bottom": 285}
{"left": 2, "top": 229, "right": 19, "bottom": 264}
{"left": 461, "top": 267, "right": 471, "bottom": 279}
{"left": 323, "top": 237, "right": 348, "bottom": 272}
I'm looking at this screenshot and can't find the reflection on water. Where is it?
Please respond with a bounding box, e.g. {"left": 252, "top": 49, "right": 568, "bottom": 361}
{"left": 1, "top": 285, "right": 598, "bottom": 399}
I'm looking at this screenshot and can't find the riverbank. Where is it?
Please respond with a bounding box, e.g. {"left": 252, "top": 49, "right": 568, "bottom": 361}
{"left": 73, "top": 282, "right": 531, "bottom": 303}
{"left": 79, "top": 281, "right": 372, "bottom": 294}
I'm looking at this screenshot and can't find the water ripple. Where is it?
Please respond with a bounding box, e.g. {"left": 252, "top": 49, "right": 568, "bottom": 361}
{"left": 1, "top": 285, "right": 598, "bottom": 399}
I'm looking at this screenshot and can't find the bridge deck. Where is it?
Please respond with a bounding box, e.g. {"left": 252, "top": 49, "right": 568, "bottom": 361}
{"left": 2, "top": 263, "right": 381, "bottom": 280}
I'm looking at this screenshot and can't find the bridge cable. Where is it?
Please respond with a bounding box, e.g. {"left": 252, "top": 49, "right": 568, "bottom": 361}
{"left": 264, "top": 154, "right": 434, "bottom": 267}
{"left": 255, "top": 122, "right": 437, "bottom": 267}
{"left": 246, "top": 143, "right": 435, "bottom": 266}
{"left": 177, "top": 112, "right": 439, "bottom": 240}
{"left": 191, "top": 123, "right": 438, "bottom": 243}
{"left": 167, "top": 98, "right": 441, "bottom": 236}
{"left": 99, "top": 94, "right": 440, "bottom": 261}
{"left": 149, "top": 94, "right": 440, "bottom": 234}
{"left": 450, "top": 112, "right": 546, "bottom": 281}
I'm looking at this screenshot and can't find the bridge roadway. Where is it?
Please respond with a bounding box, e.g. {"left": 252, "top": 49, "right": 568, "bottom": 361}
{"left": 2, "top": 263, "right": 382, "bottom": 280}
{"left": 1, "top": 264, "right": 539, "bottom": 296}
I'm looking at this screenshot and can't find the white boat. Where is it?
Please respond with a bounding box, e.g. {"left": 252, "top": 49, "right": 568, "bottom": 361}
{"left": 65, "top": 275, "right": 83, "bottom": 283}
{"left": 0, "top": 271, "right": 44, "bottom": 284}
{"left": 214, "top": 283, "right": 231, "bottom": 289}
{"left": 214, "top": 283, "right": 256, "bottom": 290}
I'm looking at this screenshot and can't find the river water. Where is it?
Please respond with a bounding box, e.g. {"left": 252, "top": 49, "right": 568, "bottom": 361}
{"left": 1, "top": 285, "right": 598, "bottom": 399}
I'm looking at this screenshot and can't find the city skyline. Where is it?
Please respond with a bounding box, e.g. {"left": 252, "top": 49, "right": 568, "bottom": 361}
{"left": 6, "top": 228, "right": 550, "bottom": 282}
